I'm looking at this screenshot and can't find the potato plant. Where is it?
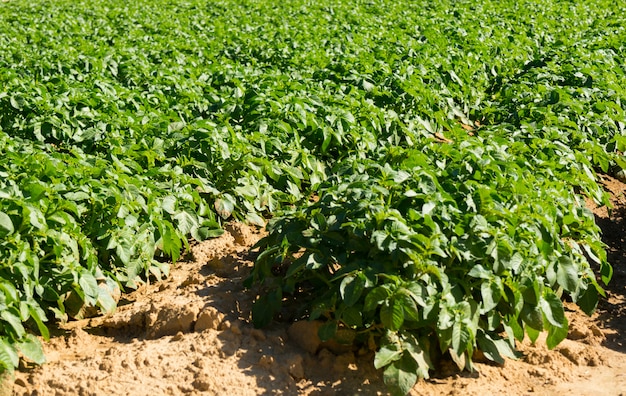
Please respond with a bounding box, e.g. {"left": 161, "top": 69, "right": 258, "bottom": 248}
{"left": 248, "top": 141, "right": 609, "bottom": 394}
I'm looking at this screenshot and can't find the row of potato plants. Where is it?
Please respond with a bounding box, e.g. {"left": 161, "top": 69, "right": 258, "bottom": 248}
{"left": 1, "top": 0, "right": 625, "bottom": 393}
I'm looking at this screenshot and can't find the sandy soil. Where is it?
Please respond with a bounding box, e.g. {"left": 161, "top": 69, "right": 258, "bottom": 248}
{"left": 5, "top": 176, "right": 626, "bottom": 396}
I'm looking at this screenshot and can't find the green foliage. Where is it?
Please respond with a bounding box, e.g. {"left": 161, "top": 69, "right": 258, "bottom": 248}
{"left": 0, "top": 0, "right": 624, "bottom": 392}
{"left": 249, "top": 143, "right": 609, "bottom": 393}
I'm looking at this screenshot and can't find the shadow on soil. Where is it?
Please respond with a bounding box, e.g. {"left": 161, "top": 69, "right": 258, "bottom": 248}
{"left": 594, "top": 180, "right": 626, "bottom": 354}
{"left": 195, "top": 249, "right": 390, "bottom": 396}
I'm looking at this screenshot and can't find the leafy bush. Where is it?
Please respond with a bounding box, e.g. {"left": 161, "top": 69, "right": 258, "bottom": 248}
{"left": 0, "top": 132, "right": 223, "bottom": 369}
{"left": 248, "top": 142, "right": 610, "bottom": 394}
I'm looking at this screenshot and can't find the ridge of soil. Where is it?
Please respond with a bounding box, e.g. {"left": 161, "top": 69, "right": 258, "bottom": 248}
{"left": 7, "top": 175, "right": 626, "bottom": 396}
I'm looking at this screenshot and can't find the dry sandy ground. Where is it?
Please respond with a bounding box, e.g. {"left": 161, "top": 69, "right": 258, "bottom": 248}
{"left": 5, "top": 175, "right": 626, "bottom": 396}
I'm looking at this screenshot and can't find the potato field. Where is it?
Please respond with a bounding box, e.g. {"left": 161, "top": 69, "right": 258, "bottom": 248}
{"left": 1, "top": 0, "right": 625, "bottom": 394}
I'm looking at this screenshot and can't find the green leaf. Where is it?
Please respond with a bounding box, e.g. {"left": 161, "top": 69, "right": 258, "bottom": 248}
{"left": 10, "top": 95, "right": 24, "bottom": 110}
{"left": 539, "top": 290, "right": 565, "bottom": 328}
{"left": 215, "top": 195, "right": 235, "bottom": 219}
{"left": 0, "top": 212, "right": 14, "bottom": 237}
{"left": 339, "top": 273, "right": 366, "bottom": 307}
{"left": 468, "top": 265, "right": 491, "bottom": 279}
{"left": 305, "top": 253, "right": 325, "bottom": 270}
{"left": 502, "top": 322, "right": 517, "bottom": 349}
{"left": 526, "top": 326, "right": 540, "bottom": 344}
{"left": 16, "top": 334, "right": 45, "bottom": 365}
{"left": 27, "top": 206, "right": 45, "bottom": 230}
{"left": 600, "top": 260, "right": 613, "bottom": 286}
{"left": 383, "top": 353, "right": 419, "bottom": 396}
{"left": 546, "top": 316, "right": 569, "bottom": 350}
{"left": 521, "top": 278, "right": 540, "bottom": 305}
{"left": 404, "top": 282, "right": 427, "bottom": 307}
{"left": 321, "top": 127, "right": 332, "bottom": 153}
{"left": 480, "top": 280, "right": 501, "bottom": 312}
{"left": 162, "top": 196, "right": 177, "bottom": 214}
{"left": 162, "top": 223, "right": 182, "bottom": 263}
{"left": 477, "top": 331, "right": 518, "bottom": 365}
{"left": 0, "top": 282, "right": 19, "bottom": 304}
{"left": 78, "top": 272, "right": 100, "bottom": 306}
{"left": 28, "top": 305, "right": 49, "bottom": 340}
{"left": 340, "top": 306, "right": 363, "bottom": 328}
{"left": 576, "top": 286, "right": 598, "bottom": 315}
{"left": 173, "top": 209, "right": 198, "bottom": 235}
{"left": 521, "top": 303, "right": 543, "bottom": 331}
{"left": 437, "top": 326, "right": 453, "bottom": 352}
{"left": 451, "top": 321, "right": 470, "bottom": 358}
{"left": 192, "top": 226, "right": 224, "bottom": 241}
{"left": 401, "top": 335, "right": 432, "bottom": 377}
{"left": 251, "top": 289, "right": 282, "bottom": 328}
{"left": 0, "top": 338, "right": 19, "bottom": 371}
{"left": 1, "top": 310, "right": 25, "bottom": 339}
{"left": 97, "top": 283, "right": 118, "bottom": 314}
{"left": 374, "top": 343, "right": 402, "bottom": 369}
{"left": 246, "top": 212, "right": 266, "bottom": 227}
{"left": 485, "top": 310, "right": 502, "bottom": 331}
{"left": 364, "top": 286, "right": 391, "bottom": 311}
{"left": 556, "top": 255, "right": 579, "bottom": 292}
{"left": 396, "top": 290, "right": 419, "bottom": 322}
{"left": 381, "top": 299, "right": 404, "bottom": 331}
